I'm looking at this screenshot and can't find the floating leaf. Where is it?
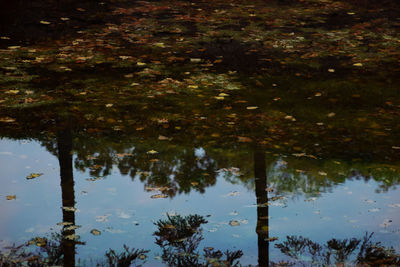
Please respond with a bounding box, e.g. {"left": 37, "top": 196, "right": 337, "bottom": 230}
{"left": 40, "top": 20, "right": 51, "bottom": 25}
{"left": 158, "top": 135, "right": 169, "bottom": 140}
{"left": 154, "top": 42, "right": 165, "bottom": 48}
{"left": 26, "top": 173, "right": 43, "bottom": 179}
{"left": 62, "top": 206, "right": 77, "bottom": 212}
{"left": 190, "top": 58, "right": 201, "bottom": 63}
{"left": 229, "top": 220, "right": 240, "bottom": 226}
{"left": 327, "top": 112, "right": 336, "bottom": 117}
{"left": 57, "top": 222, "right": 73, "bottom": 226}
{"left": 90, "top": 229, "right": 101, "bottom": 236}
{"left": 5, "top": 90, "right": 20, "bottom": 94}
{"left": 237, "top": 136, "right": 252, "bottom": 143}
{"left": 65, "top": 225, "right": 80, "bottom": 231}
{"left": 151, "top": 194, "right": 168, "bottom": 199}
{"left": 0, "top": 117, "right": 16, "bottom": 123}
{"left": 246, "top": 106, "right": 258, "bottom": 110}
{"left": 6, "top": 195, "right": 16, "bottom": 200}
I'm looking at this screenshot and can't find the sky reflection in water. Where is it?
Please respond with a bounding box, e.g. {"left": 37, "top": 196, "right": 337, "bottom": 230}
{"left": 0, "top": 138, "right": 399, "bottom": 266}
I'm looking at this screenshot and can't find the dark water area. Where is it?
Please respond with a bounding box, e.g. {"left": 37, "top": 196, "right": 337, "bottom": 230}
{"left": 1, "top": 0, "right": 400, "bottom": 266}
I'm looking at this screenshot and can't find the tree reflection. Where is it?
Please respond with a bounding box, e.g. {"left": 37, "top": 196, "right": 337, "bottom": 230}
{"left": 153, "top": 213, "right": 243, "bottom": 267}
{"left": 57, "top": 126, "right": 77, "bottom": 267}
{"left": 274, "top": 232, "right": 400, "bottom": 266}
{"left": 254, "top": 149, "right": 269, "bottom": 267}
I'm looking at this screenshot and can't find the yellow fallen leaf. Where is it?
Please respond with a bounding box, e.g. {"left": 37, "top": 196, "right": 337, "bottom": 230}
{"left": 353, "top": 63, "right": 363, "bottom": 67}
{"left": 188, "top": 85, "right": 198, "bottom": 89}
{"left": 90, "top": 229, "right": 101, "bottom": 235}
{"left": 137, "top": 62, "right": 146, "bottom": 66}
{"left": 26, "top": 173, "right": 43, "bottom": 179}
{"left": 105, "top": 103, "right": 113, "bottom": 108}
{"left": 327, "top": 112, "right": 336, "bottom": 117}
{"left": 6, "top": 195, "right": 16, "bottom": 200}
{"left": 62, "top": 206, "right": 77, "bottom": 212}
{"left": 60, "top": 17, "right": 70, "bottom": 21}
{"left": 151, "top": 194, "right": 168, "bottom": 199}
{"left": 229, "top": 220, "right": 240, "bottom": 226}
{"left": 5, "top": 90, "right": 20, "bottom": 94}
{"left": 8, "top": 46, "right": 21, "bottom": 49}
{"left": 158, "top": 135, "right": 168, "bottom": 140}
{"left": 154, "top": 42, "right": 165, "bottom": 48}
{"left": 219, "top": 93, "right": 229, "bottom": 97}
{"left": 0, "top": 117, "right": 16, "bottom": 123}
{"left": 40, "top": 20, "right": 51, "bottom": 25}
{"left": 147, "top": 149, "right": 158, "bottom": 154}
{"left": 284, "top": 115, "right": 295, "bottom": 120}
{"left": 237, "top": 136, "right": 252, "bottom": 143}
{"left": 328, "top": 69, "right": 335, "bottom": 73}
{"left": 246, "top": 106, "right": 258, "bottom": 110}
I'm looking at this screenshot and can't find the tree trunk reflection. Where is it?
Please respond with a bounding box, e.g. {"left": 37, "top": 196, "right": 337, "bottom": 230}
{"left": 254, "top": 150, "right": 269, "bottom": 267}
{"left": 57, "top": 128, "right": 76, "bottom": 267}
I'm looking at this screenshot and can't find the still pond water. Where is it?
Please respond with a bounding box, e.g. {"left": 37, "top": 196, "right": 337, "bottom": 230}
{"left": 1, "top": 134, "right": 399, "bottom": 265}
{"left": 1, "top": 0, "right": 400, "bottom": 265}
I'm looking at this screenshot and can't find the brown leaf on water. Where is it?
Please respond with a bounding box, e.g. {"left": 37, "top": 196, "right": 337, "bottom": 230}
{"left": 26, "top": 173, "right": 43, "bottom": 179}
{"left": 90, "top": 229, "right": 101, "bottom": 236}
{"left": 0, "top": 117, "right": 16, "bottom": 123}
{"left": 229, "top": 220, "right": 240, "bottom": 226}
{"left": 6, "top": 195, "right": 16, "bottom": 200}
{"left": 237, "top": 136, "right": 252, "bottom": 143}
{"left": 158, "top": 135, "right": 169, "bottom": 140}
{"left": 116, "top": 153, "right": 133, "bottom": 157}
{"left": 151, "top": 194, "right": 168, "bottom": 199}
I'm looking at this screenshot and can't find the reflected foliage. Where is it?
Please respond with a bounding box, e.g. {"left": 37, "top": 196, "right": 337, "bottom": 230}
{"left": 0, "top": 234, "right": 63, "bottom": 266}
{"left": 274, "top": 232, "right": 400, "bottom": 266}
{"left": 105, "top": 245, "right": 149, "bottom": 267}
{"left": 154, "top": 214, "right": 243, "bottom": 267}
